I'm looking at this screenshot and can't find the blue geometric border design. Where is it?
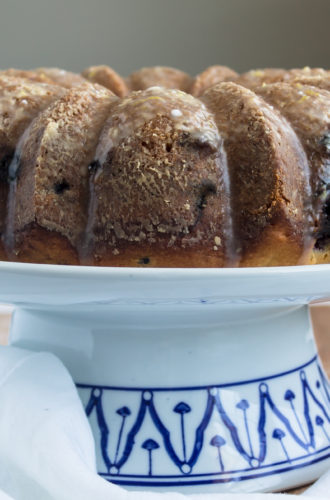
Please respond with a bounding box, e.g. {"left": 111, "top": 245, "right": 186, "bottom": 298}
{"left": 99, "top": 449, "right": 330, "bottom": 487}
{"left": 77, "top": 356, "right": 330, "bottom": 487}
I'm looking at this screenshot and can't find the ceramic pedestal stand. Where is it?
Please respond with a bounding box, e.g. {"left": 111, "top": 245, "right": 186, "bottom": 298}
{"left": 1, "top": 262, "right": 330, "bottom": 494}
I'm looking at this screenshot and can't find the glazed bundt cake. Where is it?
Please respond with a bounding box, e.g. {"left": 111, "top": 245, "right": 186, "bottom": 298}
{"left": 0, "top": 65, "right": 329, "bottom": 267}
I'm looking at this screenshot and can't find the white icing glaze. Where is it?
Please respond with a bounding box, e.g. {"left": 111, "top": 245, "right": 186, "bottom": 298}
{"left": 171, "top": 108, "right": 182, "bottom": 117}
{"left": 95, "top": 87, "right": 221, "bottom": 165}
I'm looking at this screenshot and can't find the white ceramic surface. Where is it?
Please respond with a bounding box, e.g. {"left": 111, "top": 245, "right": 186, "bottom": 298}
{"left": 0, "top": 261, "right": 330, "bottom": 494}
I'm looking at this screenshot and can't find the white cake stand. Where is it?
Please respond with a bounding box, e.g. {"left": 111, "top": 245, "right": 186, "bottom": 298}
{"left": 0, "top": 261, "right": 330, "bottom": 494}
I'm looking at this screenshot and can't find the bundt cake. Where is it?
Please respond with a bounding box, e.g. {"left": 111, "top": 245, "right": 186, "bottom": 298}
{"left": 0, "top": 65, "right": 329, "bottom": 267}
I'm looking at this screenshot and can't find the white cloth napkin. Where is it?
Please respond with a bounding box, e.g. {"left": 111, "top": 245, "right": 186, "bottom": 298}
{"left": 0, "top": 347, "right": 328, "bottom": 500}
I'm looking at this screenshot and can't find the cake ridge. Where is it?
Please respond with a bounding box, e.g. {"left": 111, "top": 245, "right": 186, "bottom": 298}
{"left": 85, "top": 86, "right": 235, "bottom": 267}
{"left": 202, "top": 81, "right": 314, "bottom": 266}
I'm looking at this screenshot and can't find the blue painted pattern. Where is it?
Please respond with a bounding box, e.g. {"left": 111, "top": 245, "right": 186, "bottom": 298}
{"left": 77, "top": 356, "right": 330, "bottom": 487}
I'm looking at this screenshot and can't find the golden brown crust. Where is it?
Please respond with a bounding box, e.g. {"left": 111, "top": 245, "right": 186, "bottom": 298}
{"left": 0, "top": 75, "right": 65, "bottom": 152}
{"left": 312, "top": 244, "right": 330, "bottom": 264}
{"left": 8, "top": 224, "right": 79, "bottom": 265}
{"left": 4, "top": 83, "right": 116, "bottom": 260}
{"left": 89, "top": 244, "right": 231, "bottom": 267}
{"left": 127, "top": 66, "right": 193, "bottom": 93}
{"left": 84, "top": 87, "right": 235, "bottom": 267}
{"left": 235, "top": 68, "right": 290, "bottom": 89}
{"left": 0, "top": 68, "right": 85, "bottom": 88}
{"left": 236, "top": 67, "right": 330, "bottom": 91}
{"left": 201, "top": 82, "right": 313, "bottom": 266}
{"left": 33, "top": 67, "right": 86, "bottom": 88}
{"left": 0, "top": 181, "right": 6, "bottom": 260}
{"left": 290, "top": 76, "right": 330, "bottom": 92}
{"left": 190, "top": 65, "right": 238, "bottom": 96}
{"left": 288, "top": 67, "right": 330, "bottom": 80}
{"left": 0, "top": 76, "right": 65, "bottom": 260}
{"left": 237, "top": 224, "right": 313, "bottom": 267}
{"left": 0, "top": 69, "right": 56, "bottom": 85}
{"left": 255, "top": 82, "right": 330, "bottom": 262}
{"left": 255, "top": 83, "right": 330, "bottom": 194}
{"left": 82, "top": 65, "right": 128, "bottom": 97}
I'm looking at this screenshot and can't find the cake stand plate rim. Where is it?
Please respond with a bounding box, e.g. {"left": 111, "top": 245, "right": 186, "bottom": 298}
{"left": 0, "top": 261, "right": 330, "bottom": 307}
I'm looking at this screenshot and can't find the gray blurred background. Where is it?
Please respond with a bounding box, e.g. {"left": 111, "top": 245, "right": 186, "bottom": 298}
{"left": 0, "top": 0, "right": 329, "bottom": 76}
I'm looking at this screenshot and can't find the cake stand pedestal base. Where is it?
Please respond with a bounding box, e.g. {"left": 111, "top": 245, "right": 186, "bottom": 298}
{"left": 8, "top": 301, "right": 330, "bottom": 494}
